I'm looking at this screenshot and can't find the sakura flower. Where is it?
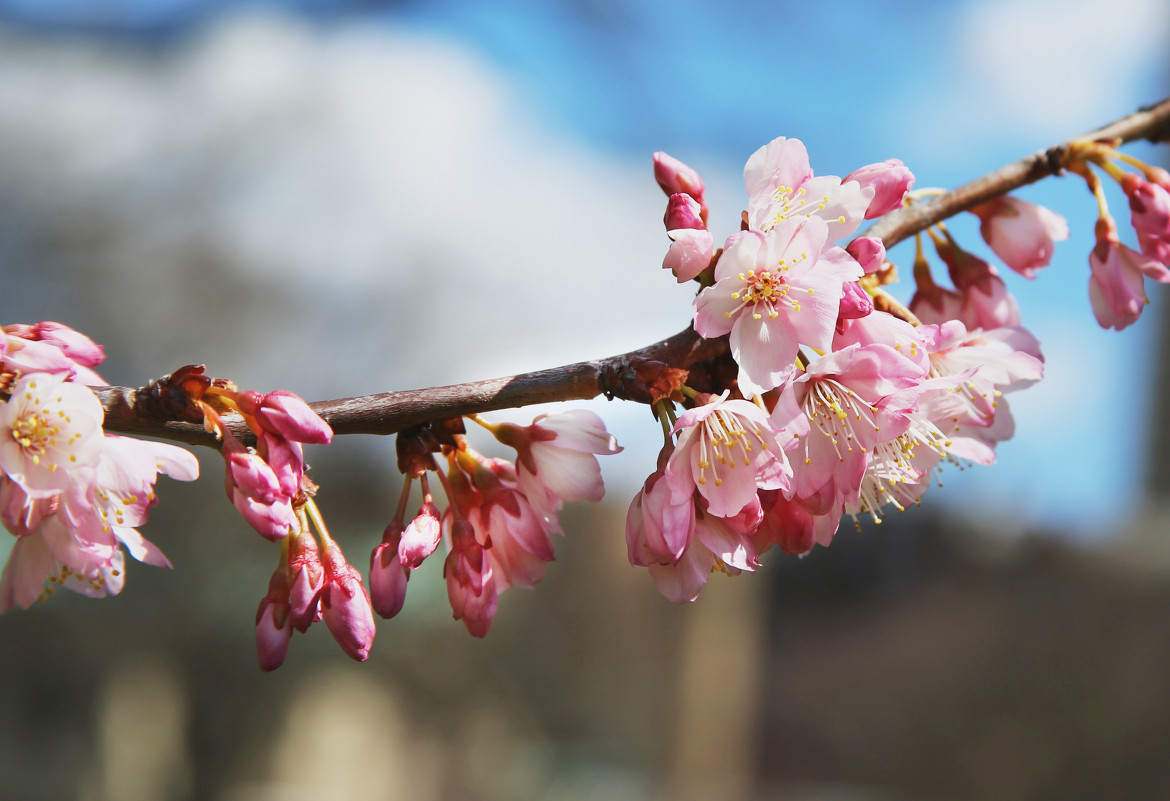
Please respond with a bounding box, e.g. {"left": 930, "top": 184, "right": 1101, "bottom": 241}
{"left": 626, "top": 444, "right": 694, "bottom": 567}
{"left": 490, "top": 409, "right": 621, "bottom": 535}
{"left": 3, "top": 323, "right": 107, "bottom": 385}
{"left": 646, "top": 510, "right": 759, "bottom": 604}
{"left": 0, "top": 372, "right": 104, "bottom": 495}
{"left": 444, "top": 517, "right": 498, "bottom": 638}
{"left": 665, "top": 391, "right": 791, "bottom": 519}
{"left": 844, "top": 159, "right": 915, "bottom": 219}
{"left": 694, "top": 216, "right": 861, "bottom": 395}
{"left": 222, "top": 438, "right": 297, "bottom": 541}
{"left": 744, "top": 136, "right": 873, "bottom": 241}
{"left": 664, "top": 193, "right": 705, "bottom": 231}
{"left": 1122, "top": 174, "right": 1170, "bottom": 266}
{"left": 769, "top": 344, "right": 928, "bottom": 508}
{"left": 971, "top": 196, "right": 1068, "bottom": 278}
{"left": 1088, "top": 216, "right": 1170, "bottom": 330}
{"left": 654, "top": 152, "right": 706, "bottom": 207}
{"left": 936, "top": 238, "right": 1021, "bottom": 330}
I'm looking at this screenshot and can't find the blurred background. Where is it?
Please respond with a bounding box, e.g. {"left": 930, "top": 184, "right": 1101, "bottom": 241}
{"left": 1, "top": 1, "right": 1169, "bottom": 799}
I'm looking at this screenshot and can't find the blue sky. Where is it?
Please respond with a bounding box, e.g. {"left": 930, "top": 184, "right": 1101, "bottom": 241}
{"left": 1, "top": 0, "right": 1167, "bottom": 537}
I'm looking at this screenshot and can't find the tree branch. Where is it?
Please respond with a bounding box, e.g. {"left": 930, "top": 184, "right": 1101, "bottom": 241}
{"left": 97, "top": 97, "right": 1170, "bottom": 448}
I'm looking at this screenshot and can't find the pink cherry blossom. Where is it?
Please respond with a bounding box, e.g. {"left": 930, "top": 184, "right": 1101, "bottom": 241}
{"left": 972, "top": 196, "right": 1068, "bottom": 278}
{"left": 645, "top": 511, "right": 758, "bottom": 604}
{"left": 444, "top": 517, "right": 498, "bottom": 638}
{"left": 936, "top": 239, "right": 1021, "bottom": 330}
{"left": 844, "top": 159, "right": 915, "bottom": 219}
{"left": 694, "top": 217, "right": 861, "bottom": 395}
{"left": 1089, "top": 216, "right": 1170, "bottom": 330}
{"left": 743, "top": 137, "right": 873, "bottom": 241}
{"left": 626, "top": 444, "right": 694, "bottom": 567}
{"left": 492, "top": 409, "right": 621, "bottom": 535}
{"left": 1123, "top": 174, "right": 1170, "bottom": 265}
{"left": 770, "top": 344, "right": 928, "bottom": 508}
{"left": 0, "top": 372, "right": 104, "bottom": 495}
{"left": 665, "top": 392, "right": 791, "bottom": 519}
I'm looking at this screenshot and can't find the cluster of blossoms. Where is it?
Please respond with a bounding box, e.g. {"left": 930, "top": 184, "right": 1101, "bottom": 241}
{"left": 6, "top": 115, "right": 1168, "bottom": 670}
{"left": 629, "top": 141, "right": 1047, "bottom": 602}
{"left": 372, "top": 411, "right": 621, "bottom": 640}
{"left": 0, "top": 322, "right": 199, "bottom": 611}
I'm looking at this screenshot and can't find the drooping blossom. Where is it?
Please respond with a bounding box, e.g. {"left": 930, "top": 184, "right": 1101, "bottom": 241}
{"left": 971, "top": 195, "right": 1068, "bottom": 278}
{"left": 287, "top": 524, "right": 324, "bottom": 630}
{"left": 1088, "top": 216, "right": 1170, "bottom": 330}
{"left": 935, "top": 237, "right": 1021, "bottom": 330}
{"left": 3, "top": 322, "right": 107, "bottom": 385}
{"left": 1122, "top": 174, "right": 1170, "bottom": 266}
{"left": 646, "top": 509, "right": 760, "bottom": 604}
{"left": 444, "top": 517, "right": 498, "bottom": 638}
{"left": 397, "top": 499, "right": 443, "bottom": 569}
{"left": 845, "top": 236, "right": 886, "bottom": 275}
{"left": 222, "top": 438, "right": 297, "bottom": 541}
{"left": 665, "top": 391, "right": 791, "bottom": 519}
{"left": 626, "top": 443, "right": 695, "bottom": 568}
{"left": 694, "top": 216, "right": 861, "bottom": 395}
{"left": 844, "top": 159, "right": 915, "bottom": 219}
{"left": 489, "top": 409, "right": 622, "bottom": 535}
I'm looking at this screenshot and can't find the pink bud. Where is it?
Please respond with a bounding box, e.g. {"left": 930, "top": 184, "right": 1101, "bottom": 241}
{"left": 255, "top": 391, "right": 333, "bottom": 445}
{"left": 838, "top": 282, "right": 874, "bottom": 321}
{"left": 288, "top": 529, "right": 324, "bottom": 631}
{"left": 653, "top": 152, "right": 706, "bottom": 203}
{"left": 370, "top": 522, "right": 409, "bottom": 619}
{"left": 845, "top": 158, "right": 914, "bottom": 219}
{"left": 398, "top": 501, "right": 442, "bottom": 569}
{"left": 255, "top": 567, "right": 293, "bottom": 672}
{"left": 319, "top": 541, "right": 376, "bottom": 661}
{"left": 845, "top": 236, "right": 886, "bottom": 275}
{"left": 663, "top": 193, "right": 705, "bottom": 231}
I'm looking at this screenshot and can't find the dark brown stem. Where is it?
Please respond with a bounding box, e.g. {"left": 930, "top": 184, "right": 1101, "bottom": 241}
{"left": 97, "top": 97, "right": 1170, "bottom": 448}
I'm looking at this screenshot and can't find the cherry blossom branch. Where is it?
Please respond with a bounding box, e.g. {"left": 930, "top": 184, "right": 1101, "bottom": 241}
{"left": 864, "top": 96, "right": 1170, "bottom": 248}
{"left": 97, "top": 96, "right": 1170, "bottom": 449}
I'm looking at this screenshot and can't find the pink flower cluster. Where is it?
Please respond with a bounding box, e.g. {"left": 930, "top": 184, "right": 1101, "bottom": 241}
{"left": 370, "top": 411, "right": 621, "bottom": 639}
{"left": 633, "top": 144, "right": 1044, "bottom": 602}
{"left": 0, "top": 322, "right": 199, "bottom": 611}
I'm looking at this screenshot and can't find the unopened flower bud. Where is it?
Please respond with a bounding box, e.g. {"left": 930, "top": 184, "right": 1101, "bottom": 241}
{"left": 369, "top": 522, "right": 409, "bottom": 619}
{"left": 653, "top": 152, "right": 706, "bottom": 203}
{"left": 664, "top": 193, "right": 705, "bottom": 231}
{"left": 255, "top": 566, "right": 293, "bottom": 672}
{"left": 838, "top": 282, "right": 874, "bottom": 320}
{"left": 319, "top": 539, "right": 376, "bottom": 661}
{"left": 844, "top": 158, "right": 914, "bottom": 219}
{"left": 398, "top": 501, "right": 442, "bottom": 569}
{"left": 845, "top": 236, "right": 886, "bottom": 275}
{"left": 255, "top": 391, "right": 333, "bottom": 445}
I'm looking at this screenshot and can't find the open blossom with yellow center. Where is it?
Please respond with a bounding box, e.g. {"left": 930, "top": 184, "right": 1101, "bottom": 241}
{"left": 0, "top": 372, "right": 104, "bottom": 495}
{"left": 693, "top": 216, "right": 861, "bottom": 395}
{"left": 665, "top": 391, "right": 792, "bottom": 519}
